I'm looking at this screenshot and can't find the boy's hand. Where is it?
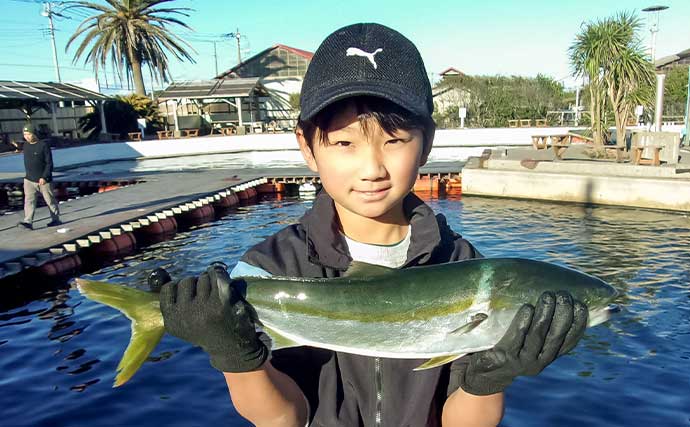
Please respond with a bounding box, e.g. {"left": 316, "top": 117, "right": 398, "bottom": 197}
{"left": 159, "top": 263, "right": 269, "bottom": 373}
{"left": 456, "top": 291, "right": 588, "bottom": 396}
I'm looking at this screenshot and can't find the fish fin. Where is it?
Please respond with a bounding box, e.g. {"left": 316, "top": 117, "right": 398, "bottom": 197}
{"left": 413, "top": 354, "right": 465, "bottom": 371}
{"left": 449, "top": 313, "right": 488, "bottom": 335}
{"left": 262, "top": 324, "right": 301, "bottom": 351}
{"left": 344, "top": 261, "right": 395, "bottom": 277}
{"left": 75, "top": 278, "right": 164, "bottom": 387}
{"left": 115, "top": 324, "right": 165, "bottom": 387}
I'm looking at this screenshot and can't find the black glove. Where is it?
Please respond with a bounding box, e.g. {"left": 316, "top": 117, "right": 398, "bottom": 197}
{"left": 159, "top": 263, "right": 269, "bottom": 373}
{"left": 455, "top": 291, "right": 588, "bottom": 396}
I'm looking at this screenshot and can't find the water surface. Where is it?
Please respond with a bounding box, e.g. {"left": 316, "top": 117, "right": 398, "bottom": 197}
{"left": 0, "top": 194, "right": 688, "bottom": 426}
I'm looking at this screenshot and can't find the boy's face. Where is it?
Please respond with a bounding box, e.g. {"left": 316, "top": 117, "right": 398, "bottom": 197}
{"left": 298, "top": 103, "right": 428, "bottom": 227}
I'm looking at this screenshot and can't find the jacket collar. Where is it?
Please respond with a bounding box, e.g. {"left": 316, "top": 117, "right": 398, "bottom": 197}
{"left": 299, "top": 190, "right": 445, "bottom": 271}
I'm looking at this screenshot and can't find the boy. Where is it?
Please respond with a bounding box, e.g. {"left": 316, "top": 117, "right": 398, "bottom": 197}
{"left": 160, "top": 23, "right": 587, "bottom": 427}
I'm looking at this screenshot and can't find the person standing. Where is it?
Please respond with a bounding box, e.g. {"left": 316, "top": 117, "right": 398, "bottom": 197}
{"left": 18, "top": 123, "right": 61, "bottom": 230}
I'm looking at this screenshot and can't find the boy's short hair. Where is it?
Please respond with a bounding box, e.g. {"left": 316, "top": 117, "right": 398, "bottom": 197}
{"left": 298, "top": 96, "right": 435, "bottom": 150}
{"left": 298, "top": 22, "right": 435, "bottom": 149}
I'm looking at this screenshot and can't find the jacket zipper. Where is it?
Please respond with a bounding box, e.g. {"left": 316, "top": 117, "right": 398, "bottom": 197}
{"left": 375, "top": 357, "right": 382, "bottom": 427}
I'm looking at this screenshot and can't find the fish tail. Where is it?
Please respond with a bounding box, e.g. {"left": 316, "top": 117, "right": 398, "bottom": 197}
{"left": 75, "top": 278, "right": 164, "bottom": 387}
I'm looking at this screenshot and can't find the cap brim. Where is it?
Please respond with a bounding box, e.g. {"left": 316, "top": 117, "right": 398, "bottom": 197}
{"left": 300, "top": 80, "right": 429, "bottom": 121}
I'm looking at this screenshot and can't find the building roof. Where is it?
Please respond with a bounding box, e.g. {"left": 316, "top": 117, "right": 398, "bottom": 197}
{"left": 157, "top": 78, "right": 268, "bottom": 100}
{"left": 215, "top": 44, "right": 313, "bottom": 79}
{"left": 439, "top": 67, "right": 465, "bottom": 77}
{"left": 655, "top": 48, "right": 690, "bottom": 70}
{"left": 0, "top": 80, "right": 107, "bottom": 102}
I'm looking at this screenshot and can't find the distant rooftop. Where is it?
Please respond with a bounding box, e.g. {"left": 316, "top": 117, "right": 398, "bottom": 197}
{"left": 655, "top": 48, "right": 690, "bottom": 71}
{"left": 215, "top": 44, "right": 314, "bottom": 80}
{"left": 0, "top": 80, "right": 107, "bottom": 102}
{"left": 157, "top": 78, "right": 268, "bottom": 100}
{"left": 439, "top": 67, "right": 466, "bottom": 77}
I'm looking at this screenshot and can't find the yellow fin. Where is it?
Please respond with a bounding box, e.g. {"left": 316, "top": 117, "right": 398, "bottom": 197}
{"left": 413, "top": 354, "right": 465, "bottom": 371}
{"left": 115, "top": 325, "right": 164, "bottom": 387}
{"left": 75, "top": 278, "right": 164, "bottom": 387}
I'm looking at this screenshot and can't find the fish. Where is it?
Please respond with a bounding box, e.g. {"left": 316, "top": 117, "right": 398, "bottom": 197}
{"left": 74, "top": 257, "right": 619, "bottom": 387}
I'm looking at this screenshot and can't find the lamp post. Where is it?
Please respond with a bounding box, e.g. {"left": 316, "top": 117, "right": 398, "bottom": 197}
{"left": 642, "top": 5, "right": 668, "bottom": 64}
{"left": 643, "top": 5, "right": 669, "bottom": 131}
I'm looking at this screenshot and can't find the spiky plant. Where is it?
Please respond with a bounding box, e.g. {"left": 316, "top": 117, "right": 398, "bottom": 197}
{"left": 65, "top": 0, "right": 196, "bottom": 95}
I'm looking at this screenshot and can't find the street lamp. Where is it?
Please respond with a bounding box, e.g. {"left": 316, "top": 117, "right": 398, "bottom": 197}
{"left": 642, "top": 5, "right": 669, "bottom": 65}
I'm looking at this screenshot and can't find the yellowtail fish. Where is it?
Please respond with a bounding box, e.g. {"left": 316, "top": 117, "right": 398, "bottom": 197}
{"left": 75, "top": 258, "right": 618, "bottom": 387}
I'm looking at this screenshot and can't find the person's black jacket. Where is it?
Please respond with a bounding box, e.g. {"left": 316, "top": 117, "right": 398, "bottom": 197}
{"left": 239, "top": 190, "right": 481, "bottom": 427}
{"left": 23, "top": 138, "right": 53, "bottom": 183}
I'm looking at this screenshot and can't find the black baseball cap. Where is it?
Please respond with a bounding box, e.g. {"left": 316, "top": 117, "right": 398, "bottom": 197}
{"left": 299, "top": 23, "right": 433, "bottom": 121}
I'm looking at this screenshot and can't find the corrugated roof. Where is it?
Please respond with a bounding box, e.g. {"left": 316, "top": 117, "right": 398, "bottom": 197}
{"left": 157, "top": 78, "right": 267, "bottom": 100}
{"left": 0, "top": 81, "right": 107, "bottom": 102}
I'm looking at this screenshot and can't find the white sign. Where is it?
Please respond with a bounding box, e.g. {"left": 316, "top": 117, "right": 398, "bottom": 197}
{"left": 635, "top": 105, "right": 644, "bottom": 117}
{"left": 137, "top": 118, "right": 147, "bottom": 137}
{"left": 458, "top": 107, "right": 467, "bottom": 119}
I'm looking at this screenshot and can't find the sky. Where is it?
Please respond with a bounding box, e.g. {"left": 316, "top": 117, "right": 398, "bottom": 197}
{"left": 1, "top": 0, "right": 688, "bottom": 93}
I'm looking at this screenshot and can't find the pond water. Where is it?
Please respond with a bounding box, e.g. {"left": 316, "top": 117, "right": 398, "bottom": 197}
{"left": 1, "top": 194, "right": 689, "bottom": 426}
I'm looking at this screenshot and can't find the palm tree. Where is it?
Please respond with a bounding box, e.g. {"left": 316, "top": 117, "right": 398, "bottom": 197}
{"left": 66, "top": 0, "right": 196, "bottom": 95}
{"left": 570, "top": 12, "right": 654, "bottom": 150}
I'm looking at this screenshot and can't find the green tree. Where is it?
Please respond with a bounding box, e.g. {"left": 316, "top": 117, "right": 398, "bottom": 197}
{"left": 664, "top": 66, "right": 689, "bottom": 117}
{"left": 79, "top": 94, "right": 163, "bottom": 138}
{"left": 65, "top": 0, "right": 196, "bottom": 95}
{"left": 570, "top": 12, "right": 654, "bottom": 149}
{"left": 433, "top": 74, "right": 568, "bottom": 128}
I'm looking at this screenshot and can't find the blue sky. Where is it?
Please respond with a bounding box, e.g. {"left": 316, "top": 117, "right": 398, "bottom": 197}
{"left": 1, "top": 0, "right": 688, "bottom": 92}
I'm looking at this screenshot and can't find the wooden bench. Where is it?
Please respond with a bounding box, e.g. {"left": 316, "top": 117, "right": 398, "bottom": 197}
{"left": 519, "top": 119, "right": 532, "bottom": 128}
{"left": 508, "top": 119, "right": 519, "bottom": 128}
{"left": 127, "top": 132, "right": 142, "bottom": 141}
{"left": 535, "top": 118, "right": 547, "bottom": 127}
{"left": 531, "top": 135, "right": 550, "bottom": 150}
{"left": 181, "top": 129, "right": 199, "bottom": 137}
{"left": 550, "top": 134, "right": 572, "bottom": 159}
{"left": 157, "top": 130, "right": 174, "bottom": 140}
{"left": 633, "top": 145, "right": 663, "bottom": 166}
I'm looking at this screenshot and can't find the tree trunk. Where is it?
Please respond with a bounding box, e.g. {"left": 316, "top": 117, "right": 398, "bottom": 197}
{"left": 607, "top": 84, "right": 626, "bottom": 161}
{"left": 128, "top": 48, "right": 147, "bottom": 96}
{"left": 588, "top": 83, "right": 603, "bottom": 147}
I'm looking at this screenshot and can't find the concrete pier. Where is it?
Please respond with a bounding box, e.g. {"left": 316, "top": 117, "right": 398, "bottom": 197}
{"left": 462, "top": 145, "right": 690, "bottom": 211}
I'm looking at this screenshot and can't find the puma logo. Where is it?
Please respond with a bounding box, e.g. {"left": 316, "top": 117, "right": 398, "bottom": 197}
{"left": 346, "top": 47, "right": 383, "bottom": 69}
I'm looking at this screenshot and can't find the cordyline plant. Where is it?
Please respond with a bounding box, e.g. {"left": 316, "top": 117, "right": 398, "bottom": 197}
{"left": 65, "top": 0, "right": 196, "bottom": 95}
{"left": 569, "top": 12, "right": 655, "bottom": 151}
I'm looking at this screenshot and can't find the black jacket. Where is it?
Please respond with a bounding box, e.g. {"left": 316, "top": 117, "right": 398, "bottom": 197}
{"left": 240, "top": 190, "right": 481, "bottom": 427}
{"left": 23, "top": 139, "right": 53, "bottom": 183}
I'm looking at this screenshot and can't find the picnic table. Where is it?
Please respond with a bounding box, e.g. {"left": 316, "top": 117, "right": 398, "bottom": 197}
{"left": 550, "top": 134, "right": 572, "bottom": 159}
{"left": 632, "top": 145, "right": 663, "bottom": 166}
{"left": 531, "top": 134, "right": 550, "bottom": 150}
{"left": 157, "top": 130, "right": 174, "bottom": 140}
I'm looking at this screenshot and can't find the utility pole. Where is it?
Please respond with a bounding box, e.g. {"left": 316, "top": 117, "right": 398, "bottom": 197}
{"left": 213, "top": 41, "right": 219, "bottom": 76}
{"left": 42, "top": 2, "right": 62, "bottom": 82}
{"left": 223, "top": 29, "right": 243, "bottom": 65}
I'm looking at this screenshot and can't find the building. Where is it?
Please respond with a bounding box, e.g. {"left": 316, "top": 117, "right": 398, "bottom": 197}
{"left": 433, "top": 67, "right": 471, "bottom": 117}
{"left": 655, "top": 48, "right": 690, "bottom": 72}
{"left": 216, "top": 44, "right": 313, "bottom": 125}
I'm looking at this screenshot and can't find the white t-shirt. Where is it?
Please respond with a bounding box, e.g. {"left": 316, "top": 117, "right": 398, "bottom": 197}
{"left": 342, "top": 225, "right": 411, "bottom": 268}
